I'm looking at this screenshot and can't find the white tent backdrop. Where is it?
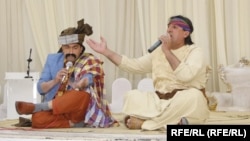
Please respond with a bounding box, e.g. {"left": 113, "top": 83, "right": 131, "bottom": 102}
{"left": 0, "top": 0, "right": 250, "bottom": 104}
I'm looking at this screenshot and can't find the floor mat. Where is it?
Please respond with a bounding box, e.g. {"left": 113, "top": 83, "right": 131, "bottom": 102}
{"left": 1, "top": 112, "right": 250, "bottom": 140}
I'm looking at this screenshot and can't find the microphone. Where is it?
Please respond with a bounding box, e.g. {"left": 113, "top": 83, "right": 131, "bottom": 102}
{"left": 61, "top": 61, "right": 73, "bottom": 83}
{"left": 148, "top": 40, "right": 162, "bottom": 53}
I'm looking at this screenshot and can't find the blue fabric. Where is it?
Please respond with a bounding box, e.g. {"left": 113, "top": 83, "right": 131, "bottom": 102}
{"left": 37, "top": 53, "right": 64, "bottom": 102}
{"left": 82, "top": 73, "right": 94, "bottom": 87}
{"left": 67, "top": 73, "right": 93, "bottom": 90}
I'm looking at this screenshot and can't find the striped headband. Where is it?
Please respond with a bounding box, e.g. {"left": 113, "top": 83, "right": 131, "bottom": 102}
{"left": 169, "top": 18, "right": 191, "bottom": 32}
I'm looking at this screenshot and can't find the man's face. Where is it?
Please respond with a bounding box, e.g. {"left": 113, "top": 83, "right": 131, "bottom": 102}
{"left": 167, "top": 23, "right": 190, "bottom": 46}
{"left": 61, "top": 43, "right": 83, "bottom": 63}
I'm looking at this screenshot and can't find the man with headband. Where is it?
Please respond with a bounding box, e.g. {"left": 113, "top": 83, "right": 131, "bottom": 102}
{"left": 87, "top": 15, "right": 210, "bottom": 130}
{"left": 15, "top": 19, "right": 118, "bottom": 128}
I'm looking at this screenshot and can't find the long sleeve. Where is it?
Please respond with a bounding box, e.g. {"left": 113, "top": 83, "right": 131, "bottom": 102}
{"left": 118, "top": 53, "right": 153, "bottom": 74}
{"left": 37, "top": 53, "right": 64, "bottom": 101}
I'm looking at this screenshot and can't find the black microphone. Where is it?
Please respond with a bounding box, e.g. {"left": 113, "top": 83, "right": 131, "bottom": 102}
{"left": 25, "top": 48, "right": 33, "bottom": 78}
{"left": 61, "top": 61, "right": 73, "bottom": 83}
{"left": 148, "top": 40, "right": 162, "bottom": 53}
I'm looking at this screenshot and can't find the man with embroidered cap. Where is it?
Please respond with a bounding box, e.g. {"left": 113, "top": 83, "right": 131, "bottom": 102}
{"left": 87, "top": 15, "right": 210, "bottom": 130}
{"left": 15, "top": 19, "right": 118, "bottom": 128}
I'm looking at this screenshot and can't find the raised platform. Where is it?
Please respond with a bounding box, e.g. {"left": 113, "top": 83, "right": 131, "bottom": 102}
{"left": 1, "top": 112, "right": 250, "bottom": 141}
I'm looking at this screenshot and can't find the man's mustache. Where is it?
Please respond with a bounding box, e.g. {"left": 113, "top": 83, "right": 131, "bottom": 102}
{"left": 65, "top": 53, "right": 76, "bottom": 59}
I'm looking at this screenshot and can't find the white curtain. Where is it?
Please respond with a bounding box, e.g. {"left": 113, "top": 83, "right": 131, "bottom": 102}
{"left": 0, "top": 0, "right": 249, "bottom": 103}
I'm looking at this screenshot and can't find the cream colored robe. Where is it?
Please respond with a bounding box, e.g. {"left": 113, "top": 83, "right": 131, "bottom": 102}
{"left": 118, "top": 45, "right": 210, "bottom": 130}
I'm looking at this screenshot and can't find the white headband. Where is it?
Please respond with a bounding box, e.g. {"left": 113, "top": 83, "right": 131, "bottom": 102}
{"left": 58, "top": 34, "right": 80, "bottom": 45}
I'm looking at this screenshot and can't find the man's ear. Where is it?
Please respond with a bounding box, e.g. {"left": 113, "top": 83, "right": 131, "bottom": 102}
{"left": 183, "top": 31, "right": 190, "bottom": 38}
